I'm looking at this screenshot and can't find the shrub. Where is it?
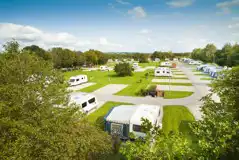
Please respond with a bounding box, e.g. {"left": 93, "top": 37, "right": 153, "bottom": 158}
{"left": 114, "top": 62, "right": 134, "bottom": 76}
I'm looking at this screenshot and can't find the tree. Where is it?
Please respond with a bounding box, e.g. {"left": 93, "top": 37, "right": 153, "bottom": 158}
{"left": 2, "top": 40, "right": 20, "bottom": 54}
{"left": 51, "top": 48, "right": 77, "bottom": 68}
{"left": 0, "top": 41, "right": 112, "bottom": 159}
{"left": 23, "top": 45, "right": 52, "bottom": 61}
{"left": 114, "top": 62, "right": 134, "bottom": 76}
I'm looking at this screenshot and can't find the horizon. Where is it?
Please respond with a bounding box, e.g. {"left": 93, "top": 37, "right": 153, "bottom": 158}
{"left": 0, "top": 0, "right": 239, "bottom": 52}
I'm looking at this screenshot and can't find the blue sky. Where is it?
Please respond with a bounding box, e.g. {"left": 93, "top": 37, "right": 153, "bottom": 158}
{"left": 0, "top": 0, "right": 239, "bottom": 52}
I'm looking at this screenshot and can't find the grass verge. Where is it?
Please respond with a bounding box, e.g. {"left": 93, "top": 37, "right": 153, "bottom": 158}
{"left": 152, "top": 82, "right": 193, "bottom": 86}
{"left": 162, "top": 105, "right": 195, "bottom": 133}
{"left": 164, "top": 91, "right": 194, "bottom": 99}
{"left": 200, "top": 77, "right": 212, "bottom": 80}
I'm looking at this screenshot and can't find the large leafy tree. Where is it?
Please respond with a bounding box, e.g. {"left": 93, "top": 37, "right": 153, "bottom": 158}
{"left": 114, "top": 62, "right": 134, "bottom": 76}
{"left": 23, "top": 45, "right": 52, "bottom": 61}
{"left": 0, "top": 41, "right": 112, "bottom": 159}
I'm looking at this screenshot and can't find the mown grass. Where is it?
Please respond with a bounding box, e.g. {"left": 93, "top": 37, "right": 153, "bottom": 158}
{"left": 151, "top": 82, "right": 193, "bottom": 86}
{"left": 162, "top": 105, "right": 195, "bottom": 133}
{"left": 64, "top": 70, "right": 154, "bottom": 93}
{"left": 200, "top": 77, "right": 212, "bottom": 80}
{"left": 194, "top": 73, "right": 209, "bottom": 76}
{"left": 164, "top": 91, "right": 194, "bottom": 99}
{"left": 138, "top": 62, "right": 160, "bottom": 67}
{"left": 154, "top": 77, "right": 188, "bottom": 80}
{"left": 87, "top": 101, "right": 133, "bottom": 129}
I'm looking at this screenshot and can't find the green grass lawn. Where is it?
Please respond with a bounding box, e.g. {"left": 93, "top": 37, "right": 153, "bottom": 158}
{"left": 151, "top": 82, "right": 193, "bottom": 86}
{"left": 194, "top": 73, "right": 209, "bottom": 76}
{"left": 64, "top": 70, "right": 154, "bottom": 93}
{"left": 162, "top": 105, "right": 195, "bottom": 133}
{"left": 138, "top": 62, "right": 160, "bottom": 67}
{"left": 154, "top": 77, "right": 188, "bottom": 80}
{"left": 164, "top": 91, "right": 194, "bottom": 99}
{"left": 87, "top": 101, "right": 133, "bottom": 129}
{"left": 200, "top": 77, "right": 212, "bottom": 80}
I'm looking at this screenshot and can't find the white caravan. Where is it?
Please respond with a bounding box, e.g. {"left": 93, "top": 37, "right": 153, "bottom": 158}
{"left": 100, "top": 66, "right": 109, "bottom": 71}
{"left": 104, "top": 104, "right": 163, "bottom": 139}
{"left": 161, "top": 61, "right": 172, "bottom": 67}
{"left": 70, "top": 93, "right": 98, "bottom": 113}
{"left": 68, "top": 75, "right": 88, "bottom": 86}
{"left": 132, "top": 62, "right": 139, "bottom": 69}
{"left": 154, "top": 67, "right": 173, "bottom": 77}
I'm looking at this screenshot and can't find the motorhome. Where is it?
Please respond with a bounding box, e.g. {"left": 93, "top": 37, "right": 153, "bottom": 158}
{"left": 104, "top": 104, "right": 163, "bottom": 139}
{"left": 154, "top": 58, "right": 160, "bottom": 62}
{"left": 197, "top": 64, "right": 209, "bottom": 71}
{"left": 132, "top": 62, "right": 139, "bottom": 69}
{"left": 100, "top": 66, "right": 109, "bottom": 71}
{"left": 70, "top": 93, "right": 98, "bottom": 113}
{"left": 160, "top": 61, "right": 172, "bottom": 67}
{"left": 173, "top": 58, "right": 178, "bottom": 61}
{"left": 154, "top": 67, "right": 173, "bottom": 77}
{"left": 68, "top": 75, "right": 88, "bottom": 86}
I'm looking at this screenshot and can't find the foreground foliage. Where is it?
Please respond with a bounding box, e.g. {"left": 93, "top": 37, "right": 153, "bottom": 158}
{"left": 120, "top": 67, "right": 239, "bottom": 159}
{"left": 0, "top": 42, "right": 112, "bottom": 160}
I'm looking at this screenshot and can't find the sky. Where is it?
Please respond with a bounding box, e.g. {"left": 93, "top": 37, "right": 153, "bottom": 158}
{"left": 0, "top": 0, "right": 239, "bottom": 52}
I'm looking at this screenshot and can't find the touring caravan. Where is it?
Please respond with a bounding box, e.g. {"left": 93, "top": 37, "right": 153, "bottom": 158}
{"left": 100, "top": 66, "right": 109, "bottom": 71}
{"left": 70, "top": 93, "right": 98, "bottom": 113}
{"left": 154, "top": 67, "right": 173, "bottom": 77}
{"left": 104, "top": 104, "right": 163, "bottom": 139}
{"left": 132, "top": 62, "right": 139, "bottom": 69}
{"left": 68, "top": 75, "right": 88, "bottom": 86}
{"left": 160, "top": 61, "right": 172, "bottom": 67}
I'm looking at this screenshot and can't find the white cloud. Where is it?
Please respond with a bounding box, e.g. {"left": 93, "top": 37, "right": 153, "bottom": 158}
{"left": 128, "top": 6, "right": 147, "bottom": 18}
{"left": 139, "top": 29, "right": 151, "bottom": 34}
{"left": 216, "top": 0, "right": 239, "bottom": 14}
{"left": 228, "top": 23, "right": 239, "bottom": 29}
{"left": 166, "top": 0, "right": 194, "bottom": 8}
{"left": 99, "top": 37, "right": 122, "bottom": 47}
{"left": 0, "top": 23, "right": 122, "bottom": 51}
{"left": 116, "top": 0, "right": 131, "bottom": 5}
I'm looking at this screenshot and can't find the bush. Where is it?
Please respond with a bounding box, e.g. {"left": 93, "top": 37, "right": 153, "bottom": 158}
{"left": 114, "top": 62, "right": 134, "bottom": 76}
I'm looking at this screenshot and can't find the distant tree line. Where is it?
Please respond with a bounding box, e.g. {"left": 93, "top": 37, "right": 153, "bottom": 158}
{"left": 191, "top": 43, "right": 239, "bottom": 67}
{"left": 0, "top": 43, "right": 187, "bottom": 69}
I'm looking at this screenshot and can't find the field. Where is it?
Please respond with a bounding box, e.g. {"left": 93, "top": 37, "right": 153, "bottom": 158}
{"left": 64, "top": 65, "right": 193, "bottom": 99}
{"left": 138, "top": 61, "right": 160, "bottom": 67}
{"left": 162, "top": 105, "right": 195, "bottom": 133}
{"left": 164, "top": 91, "right": 194, "bottom": 99}
{"left": 200, "top": 77, "right": 212, "bottom": 80}
{"left": 87, "top": 101, "right": 133, "bottom": 129}
{"left": 151, "top": 82, "right": 193, "bottom": 86}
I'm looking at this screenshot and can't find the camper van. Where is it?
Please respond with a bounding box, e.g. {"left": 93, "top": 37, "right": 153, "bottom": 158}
{"left": 160, "top": 61, "right": 172, "bottom": 67}
{"left": 104, "top": 104, "right": 163, "bottom": 139}
{"left": 68, "top": 75, "right": 88, "bottom": 86}
{"left": 154, "top": 67, "right": 172, "bottom": 77}
{"left": 132, "top": 62, "right": 139, "bottom": 69}
{"left": 100, "top": 66, "right": 109, "bottom": 71}
{"left": 70, "top": 93, "right": 98, "bottom": 113}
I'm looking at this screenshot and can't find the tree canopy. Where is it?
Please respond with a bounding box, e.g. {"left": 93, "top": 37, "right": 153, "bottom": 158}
{"left": 0, "top": 41, "right": 112, "bottom": 159}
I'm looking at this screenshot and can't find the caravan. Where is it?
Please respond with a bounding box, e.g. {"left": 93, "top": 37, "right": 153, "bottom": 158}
{"left": 154, "top": 67, "right": 173, "bottom": 77}
{"left": 161, "top": 61, "right": 172, "bottom": 67}
{"left": 100, "top": 66, "right": 109, "bottom": 71}
{"left": 104, "top": 104, "right": 163, "bottom": 139}
{"left": 70, "top": 93, "right": 98, "bottom": 113}
{"left": 68, "top": 75, "right": 88, "bottom": 86}
{"left": 132, "top": 62, "right": 139, "bottom": 69}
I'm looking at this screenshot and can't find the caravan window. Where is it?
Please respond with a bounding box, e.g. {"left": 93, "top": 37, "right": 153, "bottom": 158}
{"left": 157, "top": 71, "right": 160, "bottom": 74}
{"left": 82, "top": 77, "right": 84, "bottom": 79}
{"left": 69, "top": 79, "right": 75, "bottom": 82}
{"left": 82, "top": 102, "right": 87, "bottom": 108}
{"left": 88, "top": 98, "right": 96, "bottom": 104}
{"left": 133, "top": 125, "right": 142, "bottom": 132}
{"left": 76, "top": 79, "right": 79, "bottom": 81}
